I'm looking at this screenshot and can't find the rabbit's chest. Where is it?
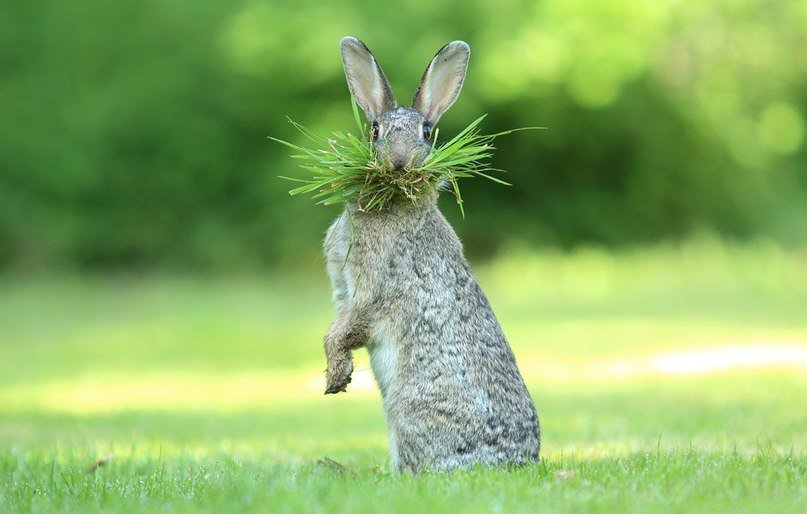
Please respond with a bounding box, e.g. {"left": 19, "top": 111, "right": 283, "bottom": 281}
{"left": 368, "top": 318, "right": 398, "bottom": 398}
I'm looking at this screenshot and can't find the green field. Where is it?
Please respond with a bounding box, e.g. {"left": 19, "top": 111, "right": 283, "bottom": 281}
{"left": 1, "top": 239, "right": 806, "bottom": 513}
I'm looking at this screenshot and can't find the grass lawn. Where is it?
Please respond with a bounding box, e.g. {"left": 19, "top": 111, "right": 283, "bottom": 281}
{"left": 1, "top": 238, "right": 805, "bottom": 513}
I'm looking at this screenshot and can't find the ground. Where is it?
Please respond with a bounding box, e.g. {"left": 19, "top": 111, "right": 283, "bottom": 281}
{"left": 1, "top": 238, "right": 805, "bottom": 513}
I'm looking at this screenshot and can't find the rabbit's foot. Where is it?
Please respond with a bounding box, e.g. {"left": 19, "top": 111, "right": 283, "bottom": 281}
{"left": 325, "top": 356, "right": 354, "bottom": 394}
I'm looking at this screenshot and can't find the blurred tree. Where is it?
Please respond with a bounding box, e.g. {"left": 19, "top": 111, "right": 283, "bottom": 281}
{"left": 1, "top": 0, "right": 805, "bottom": 270}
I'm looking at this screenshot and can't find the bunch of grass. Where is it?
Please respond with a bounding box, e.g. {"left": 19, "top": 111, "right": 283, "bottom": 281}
{"left": 271, "top": 102, "right": 540, "bottom": 217}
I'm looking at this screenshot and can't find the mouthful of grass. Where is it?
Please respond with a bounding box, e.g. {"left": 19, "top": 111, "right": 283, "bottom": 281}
{"left": 271, "top": 102, "right": 541, "bottom": 217}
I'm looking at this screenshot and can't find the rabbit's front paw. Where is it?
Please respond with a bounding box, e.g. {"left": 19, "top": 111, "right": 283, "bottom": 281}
{"left": 325, "top": 356, "right": 354, "bottom": 394}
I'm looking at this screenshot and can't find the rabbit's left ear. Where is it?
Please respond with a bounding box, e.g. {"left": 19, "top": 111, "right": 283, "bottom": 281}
{"left": 412, "top": 41, "right": 470, "bottom": 126}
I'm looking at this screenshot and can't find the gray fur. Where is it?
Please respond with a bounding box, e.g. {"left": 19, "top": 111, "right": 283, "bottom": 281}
{"left": 325, "top": 37, "right": 540, "bottom": 473}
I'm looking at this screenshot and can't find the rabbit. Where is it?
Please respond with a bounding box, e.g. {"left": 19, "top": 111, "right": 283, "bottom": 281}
{"left": 322, "top": 36, "right": 540, "bottom": 473}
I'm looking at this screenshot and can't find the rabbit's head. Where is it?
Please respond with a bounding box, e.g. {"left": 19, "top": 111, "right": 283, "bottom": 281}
{"left": 339, "top": 37, "right": 470, "bottom": 171}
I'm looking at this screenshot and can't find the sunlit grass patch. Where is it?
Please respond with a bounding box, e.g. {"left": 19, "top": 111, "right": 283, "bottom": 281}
{"left": 2, "top": 370, "right": 803, "bottom": 459}
{"left": 1, "top": 345, "right": 805, "bottom": 418}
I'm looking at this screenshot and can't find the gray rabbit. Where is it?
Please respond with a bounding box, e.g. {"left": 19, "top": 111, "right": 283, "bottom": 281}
{"left": 322, "top": 36, "right": 540, "bottom": 473}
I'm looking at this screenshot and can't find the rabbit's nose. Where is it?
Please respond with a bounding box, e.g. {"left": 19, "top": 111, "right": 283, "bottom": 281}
{"left": 391, "top": 158, "right": 408, "bottom": 170}
{"left": 390, "top": 152, "right": 410, "bottom": 170}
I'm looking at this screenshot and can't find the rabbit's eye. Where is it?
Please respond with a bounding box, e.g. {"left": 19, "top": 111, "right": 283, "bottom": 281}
{"left": 370, "top": 122, "right": 380, "bottom": 141}
{"left": 422, "top": 124, "right": 431, "bottom": 140}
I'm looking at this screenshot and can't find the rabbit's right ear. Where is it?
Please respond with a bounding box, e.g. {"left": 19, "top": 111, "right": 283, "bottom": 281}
{"left": 412, "top": 41, "right": 470, "bottom": 126}
{"left": 339, "top": 36, "right": 396, "bottom": 120}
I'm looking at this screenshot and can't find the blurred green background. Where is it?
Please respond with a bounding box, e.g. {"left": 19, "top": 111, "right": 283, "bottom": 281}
{"left": 2, "top": 0, "right": 806, "bottom": 271}
{"left": 1, "top": 2, "right": 806, "bottom": 510}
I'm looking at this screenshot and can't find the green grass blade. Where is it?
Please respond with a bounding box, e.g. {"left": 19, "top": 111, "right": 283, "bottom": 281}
{"left": 271, "top": 112, "right": 539, "bottom": 213}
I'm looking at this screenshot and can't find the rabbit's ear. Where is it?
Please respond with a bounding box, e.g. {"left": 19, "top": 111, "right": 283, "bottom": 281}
{"left": 339, "top": 36, "right": 396, "bottom": 120}
{"left": 412, "top": 41, "right": 470, "bottom": 126}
